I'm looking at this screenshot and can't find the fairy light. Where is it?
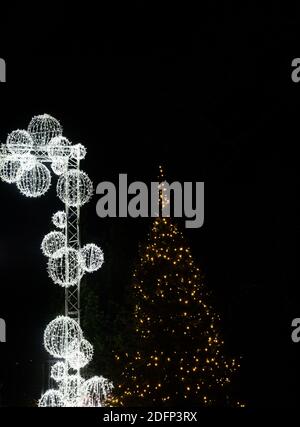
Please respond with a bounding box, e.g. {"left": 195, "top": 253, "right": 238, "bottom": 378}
{"left": 80, "top": 243, "right": 104, "bottom": 273}
{"left": 28, "top": 114, "right": 62, "bottom": 146}
{"left": 47, "top": 247, "right": 84, "bottom": 287}
{"left": 17, "top": 162, "right": 51, "bottom": 197}
{"left": 44, "top": 315, "right": 83, "bottom": 358}
{"left": 80, "top": 376, "right": 114, "bottom": 407}
{"left": 6, "top": 129, "right": 33, "bottom": 155}
{"left": 52, "top": 210, "right": 67, "bottom": 229}
{"left": 51, "top": 361, "right": 67, "bottom": 383}
{"left": 57, "top": 169, "right": 93, "bottom": 207}
{"left": 38, "top": 389, "right": 65, "bottom": 407}
{"left": 41, "top": 231, "right": 66, "bottom": 258}
{"left": 0, "top": 155, "right": 22, "bottom": 183}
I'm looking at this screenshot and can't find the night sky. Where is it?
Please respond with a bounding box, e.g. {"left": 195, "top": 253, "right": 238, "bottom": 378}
{"left": 1, "top": 2, "right": 300, "bottom": 407}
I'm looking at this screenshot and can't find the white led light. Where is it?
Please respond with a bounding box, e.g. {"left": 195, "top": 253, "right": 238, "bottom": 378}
{"left": 80, "top": 244, "right": 104, "bottom": 273}
{"left": 52, "top": 211, "right": 67, "bottom": 229}
{"left": 44, "top": 316, "right": 83, "bottom": 358}
{"left": 66, "top": 338, "right": 94, "bottom": 370}
{"left": 38, "top": 389, "right": 65, "bottom": 407}
{"left": 51, "top": 157, "right": 68, "bottom": 175}
{"left": 51, "top": 361, "right": 67, "bottom": 383}
{"left": 6, "top": 129, "right": 33, "bottom": 155}
{"left": 57, "top": 169, "right": 93, "bottom": 207}
{"left": 0, "top": 155, "right": 22, "bottom": 183}
{"left": 17, "top": 162, "right": 51, "bottom": 197}
{"left": 20, "top": 153, "right": 37, "bottom": 171}
{"left": 48, "top": 247, "right": 83, "bottom": 287}
{"left": 28, "top": 114, "right": 62, "bottom": 146}
{"left": 80, "top": 376, "right": 114, "bottom": 407}
{"left": 59, "top": 374, "right": 84, "bottom": 407}
{"left": 71, "top": 143, "right": 87, "bottom": 160}
{"left": 41, "top": 231, "right": 66, "bottom": 258}
{"left": 48, "top": 136, "right": 71, "bottom": 158}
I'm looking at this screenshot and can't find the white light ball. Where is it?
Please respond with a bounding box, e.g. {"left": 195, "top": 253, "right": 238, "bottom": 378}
{"left": 38, "top": 389, "right": 65, "bottom": 407}
{"left": 0, "top": 156, "right": 22, "bottom": 183}
{"left": 48, "top": 136, "right": 71, "bottom": 158}
{"left": 60, "top": 374, "right": 84, "bottom": 407}
{"left": 57, "top": 169, "right": 93, "bottom": 207}
{"left": 48, "top": 247, "right": 83, "bottom": 287}
{"left": 80, "top": 244, "right": 104, "bottom": 273}
{"left": 44, "top": 316, "right": 83, "bottom": 358}
{"left": 51, "top": 361, "right": 67, "bottom": 383}
{"left": 20, "top": 154, "right": 37, "bottom": 171}
{"left": 71, "top": 144, "right": 87, "bottom": 160}
{"left": 6, "top": 129, "right": 33, "bottom": 155}
{"left": 66, "top": 338, "right": 94, "bottom": 370}
{"left": 41, "top": 231, "right": 66, "bottom": 258}
{"left": 52, "top": 211, "right": 67, "bottom": 229}
{"left": 17, "top": 162, "right": 51, "bottom": 197}
{"left": 51, "top": 157, "right": 68, "bottom": 175}
{"left": 80, "top": 376, "right": 114, "bottom": 407}
{"left": 28, "top": 114, "right": 62, "bottom": 146}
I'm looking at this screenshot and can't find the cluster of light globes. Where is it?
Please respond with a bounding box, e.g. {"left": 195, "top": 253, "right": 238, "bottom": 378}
{"left": 0, "top": 114, "right": 113, "bottom": 407}
{"left": 39, "top": 315, "right": 113, "bottom": 407}
{"left": 0, "top": 114, "right": 93, "bottom": 205}
{"left": 42, "top": 218, "right": 105, "bottom": 288}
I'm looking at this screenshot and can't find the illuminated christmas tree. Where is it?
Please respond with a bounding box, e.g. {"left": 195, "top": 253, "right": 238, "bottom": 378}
{"left": 114, "top": 169, "right": 241, "bottom": 406}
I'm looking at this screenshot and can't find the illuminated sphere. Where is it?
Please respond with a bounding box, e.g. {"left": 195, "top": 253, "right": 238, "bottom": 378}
{"left": 48, "top": 136, "right": 71, "bottom": 158}
{"left": 80, "top": 244, "right": 104, "bottom": 273}
{"left": 20, "top": 154, "right": 37, "bottom": 171}
{"left": 38, "top": 389, "right": 65, "bottom": 407}
{"left": 66, "top": 338, "right": 94, "bottom": 370}
{"left": 80, "top": 376, "right": 114, "bottom": 407}
{"left": 0, "top": 156, "right": 22, "bottom": 183}
{"left": 41, "top": 231, "right": 66, "bottom": 258}
{"left": 59, "top": 374, "right": 84, "bottom": 407}
{"left": 48, "top": 247, "right": 83, "bottom": 287}
{"left": 71, "top": 143, "right": 87, "bottom": 160}
{"left": 28, "top": 114, "right": 62, "bottom": 146}
{"left": 52, "top": 211, "right": 67, "bottom": 229}
{"left": 44, "top": 315, "right": 83, "bottom": 358}
{"left": 51, "top": 361, "right": 67, "bottom": 383}
{"left": 57, "top": 169, "right": 93, "bottom": 207}
{"left": 51, "top": 157, "right": 68, "bottom": 175}
{"left": 17, "top": 162, "right": 51, "bottom": 197}
{"left": 6, "top": 129, "right": 33, "bottom": 155}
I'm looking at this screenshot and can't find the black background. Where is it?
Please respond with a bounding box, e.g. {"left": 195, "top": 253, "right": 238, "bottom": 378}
{"left": 0, "top": 1, "right": 300, "bottom": 408}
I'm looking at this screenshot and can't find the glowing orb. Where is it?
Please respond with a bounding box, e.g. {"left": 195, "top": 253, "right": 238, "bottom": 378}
{"left": 66, "top": 338, "right": 94, "bottom": 370}
{"left": 57, "top": 169, "right": 93, "bottom": 207}
{"left": 0, "top": 156, "right": 22, "bottom": 183}
{"left": 44, "top": 316, "right": 83, "bottom": 358}
{"left": 48, "top": 136, "right": 71, "bottom": 158}
{"left": 28, "top": 114, "right": 62, "bottom": 146}
{"left": 41, "top": 231, "right": 66, "bottom": 258}
{"left": 52, "top": 211, "right": 67, "bottom": 229}
{"left": 51, "top": 361, "right": 67, "bottom": 383}
{"left": 17, "top": 162, "right": 51, "bottom": 197}
{"left": 60, "top": 374, "right": 84, "bottom": 406}
{"left": 51, "top": 157, "right": 68, "bottom": 175}
{"left": 38, "top": 389, "right": 65, "bottom": 407}
{"left": 80, "top": 244, "right": 104, "bottom": 273}
{"left": 71, "top": 144, "right": 87, "bottom": 160}
{"left": 48, "top": 247, "right": 83, "bottom": 287}
{"left": 80, "top": 376, "right": 114, "bottom": 407}
{"left": 6, "top": 129, "right": 33, "bottom": 155}
{"left": 20, "top": 154, "right": 37, "bottom": 171}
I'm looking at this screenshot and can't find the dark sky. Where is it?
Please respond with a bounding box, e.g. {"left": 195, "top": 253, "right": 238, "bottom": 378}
{"left": 1, "top": 2, "right": 300, "bottom": 407}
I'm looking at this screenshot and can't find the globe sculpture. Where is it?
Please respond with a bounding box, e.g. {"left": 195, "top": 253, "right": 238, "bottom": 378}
{"left": 0, "top": 114, "right": 113, "bottom": 407}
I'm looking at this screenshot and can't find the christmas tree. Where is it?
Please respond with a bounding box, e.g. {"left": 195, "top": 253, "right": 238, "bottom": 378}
{"left": 114, "top": 169, "right": 241, "bottom": 406}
